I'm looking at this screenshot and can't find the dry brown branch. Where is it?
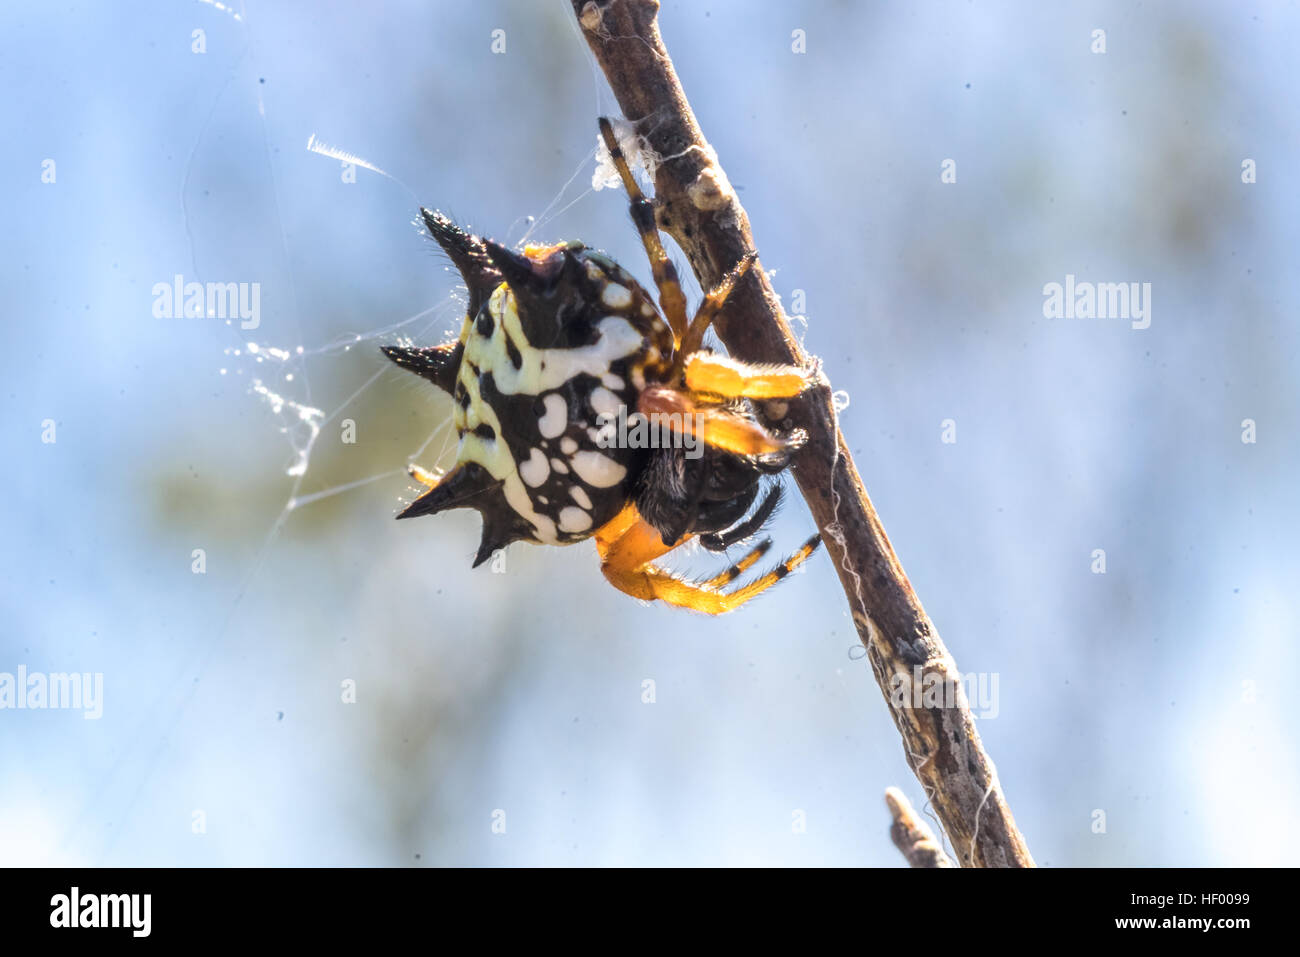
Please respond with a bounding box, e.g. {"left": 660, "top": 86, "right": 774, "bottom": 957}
{"left": 571, "top": 0, "right": 1034, "bottom": 867}
{"left": 886, "top": 787, "right": 956, "bottom": 868}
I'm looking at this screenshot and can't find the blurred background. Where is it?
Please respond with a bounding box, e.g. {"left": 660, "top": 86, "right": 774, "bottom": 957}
{"left": 2, "top": 0, "right": 1297, "bottom": 866}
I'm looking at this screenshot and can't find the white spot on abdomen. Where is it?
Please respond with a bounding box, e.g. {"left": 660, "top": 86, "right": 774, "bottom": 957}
{"left": 519, "top": 447, "right": 550, "bottom": 487}
{"left": 569, "top": 486, "right": 593, "bottom": 510}
{"left": 601, "top": 283, "right": 633, "bottom": 309}
{"left": 538, "top": 394, "right": 567, "bottom": 438}
{"left": 570, "top": 450, "right": 627, "bottom": 488}
{"left": 559, "top": 506, "right": 593, "bottom": 533}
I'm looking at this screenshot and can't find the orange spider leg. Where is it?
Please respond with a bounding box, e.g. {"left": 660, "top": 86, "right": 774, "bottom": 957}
{"left": 593, "top": 503, "right": 644, "bottom": 558}
{"left": 674, "top": 251, "right": 759, "bottom": 370}
{"left": 700, "top": 538, "right": 772, "bottom": 589}
{"left": 594, "top": 507, "right": 677, "bottom": 603}
{"left": 638, "top": 386, "right": 801, "bottom": 457}
{"left": 593, "top": 505, "right": 821, "bottom": 614}
{"left": 683, "top": 353, "right": 810, "bottom": 400}
{"left": 408, "top": 463, "right": 441, "bottom": 487}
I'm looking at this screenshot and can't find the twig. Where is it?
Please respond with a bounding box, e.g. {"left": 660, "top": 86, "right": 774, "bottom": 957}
{"left": 572, "top": 0, "right": 1034, "bottom": 867}
{"left": 885, "top": 787, "right": 955, "bottom": 868}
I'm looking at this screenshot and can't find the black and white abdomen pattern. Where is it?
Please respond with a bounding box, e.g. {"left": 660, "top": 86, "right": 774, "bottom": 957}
{"left": 450, "top": 264, "right": 667, "bottom": 545}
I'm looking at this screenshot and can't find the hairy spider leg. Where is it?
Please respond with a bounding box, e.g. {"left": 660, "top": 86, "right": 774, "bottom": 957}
{"left": 597, "top": 117, "right": 690, "bottom": 349}
{"left": 637, "top": 386, "right": 802, "bottom": 458}
{"left": 701, "top": 537, "right": 773, "bottom": 588}
{"left": 677, "top": 251, "right": 757, "bottom": 366}
{"left": 593, "top": 505, "right": 821, "bottom": 614}
{"left": 684, "top": 353, "right": 811, "bottom": 400}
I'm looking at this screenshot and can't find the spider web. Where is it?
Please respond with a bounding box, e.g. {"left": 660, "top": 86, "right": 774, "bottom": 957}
{"left": 57, "top": 0, "right": 631, "bottom": 865}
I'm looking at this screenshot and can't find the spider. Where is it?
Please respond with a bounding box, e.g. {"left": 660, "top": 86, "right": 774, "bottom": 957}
{"left": 381, "top": 118, "right": 820, "bottom": 613}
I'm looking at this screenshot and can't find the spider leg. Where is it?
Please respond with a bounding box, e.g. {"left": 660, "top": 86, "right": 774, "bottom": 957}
{"left": 676, "top": 251, "right": 758, "bottom": 366}
{"left": 699, "top": 485, "right": 784, "bottom": 552}
{"left": 594, "top": 506, "right": 679, "bottom": 602}
{"left": 701, "top": 537, "right": 772, "bottom": 588}
{"left": 408, "top": 463, "right": 441, "bottom": 487}
{"left": 684, "top": 353, "right": 811, "bottom": 400}
{"left": 638, "top": 386, "right": 804, "bottom": 457}
{"left": 594, "top": 505, "right": 821, "bottom": 614}
{"left": 597, "top": 117, "right": 690, "bottom": 348}
{"left": 686, "top": 533, "right": 820, "bottom": 613}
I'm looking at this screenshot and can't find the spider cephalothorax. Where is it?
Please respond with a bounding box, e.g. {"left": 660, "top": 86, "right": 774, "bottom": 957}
{"left": 382, "top": 118, "right": 820, "bottom": 613}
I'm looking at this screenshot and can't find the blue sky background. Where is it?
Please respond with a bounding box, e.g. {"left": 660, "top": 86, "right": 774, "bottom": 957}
{"left": 2, "top": 0, "right": 1297, "bottom": 866}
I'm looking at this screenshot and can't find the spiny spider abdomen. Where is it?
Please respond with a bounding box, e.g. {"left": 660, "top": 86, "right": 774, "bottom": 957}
{"left": 383, "top": 212, "right": 673, "bottom": 564}
{"left": 382, "top": 118, "right": 821, "bottom": 613}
